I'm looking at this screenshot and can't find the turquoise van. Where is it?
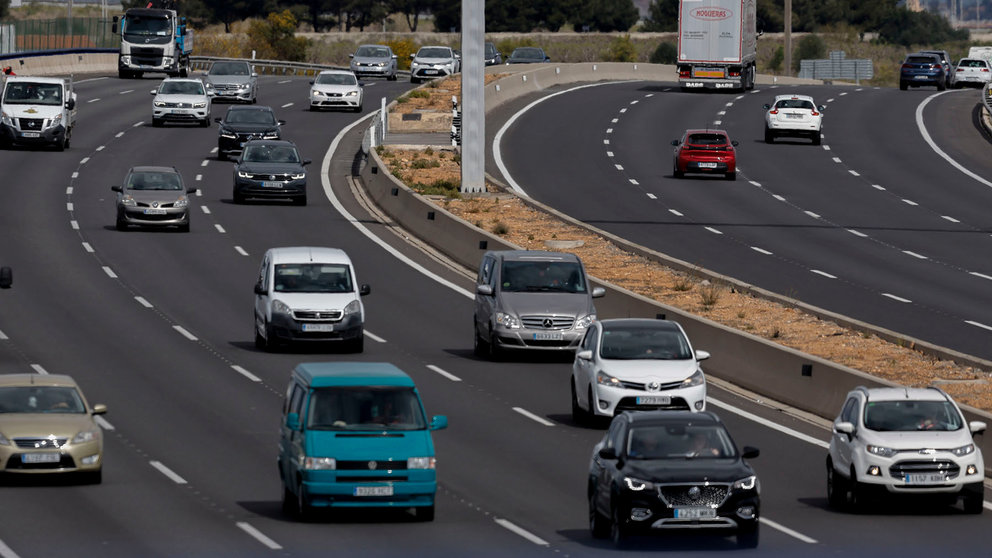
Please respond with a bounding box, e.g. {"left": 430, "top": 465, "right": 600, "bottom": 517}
{"left": 278, "top": 362, "right": 448, "bottom": 521}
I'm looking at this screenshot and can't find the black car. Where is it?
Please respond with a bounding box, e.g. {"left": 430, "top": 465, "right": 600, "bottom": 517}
{"left": 588, "top": 411, "right": 760, "bottom": 548}
{"left": 233, "top": 140, "right": 310, "bottom": 205}
{"left": 485, "top": 42, "right": 502, "bottom": 66}
{"left": 506, "top": 46, "right": 550, "bottom": 64}
{"left": 215, "top": 105, "right": 284, "bottom": 161}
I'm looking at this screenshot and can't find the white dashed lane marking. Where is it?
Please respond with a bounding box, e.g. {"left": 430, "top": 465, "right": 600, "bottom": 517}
{"left": 811, "top": 270, "right": 837, "bottom": 279}
{"left": 235, "top": 246, "right": 249, "bottom": 256}
{"left": 751, "top": 247, "right": 773, "bottom": 255}
{"left": 902, "top": 199, "right": 918, "bottom": 206}
{"left": 970, "top": 272, "right": 992, "bottom": 281}
{"left": 237, "top": 522, "right": 282, "bottom": 550}
{"left": 149, "top": 461, "right": 187, "bottom": 484}
{"left": 512, "top": 407, "right": 554, "bottom": 426}
{"left": 669, "top": 209, "right": 683, "bottom": 217}
{"left": 705, "top": 227, "right": 723, "bottom": 235}
{"left": 903, "top": 251, "right": 928, "bottom": 260}
{"left": 135, "top": 297, "right": 153, "bottom": 308}
{"left": 427, "top": 365, "right": 462, "bottom": 382}
{"left": 966, "top": 320, "right": 992, "bottom": 332}
{"left": 231, "top": 365, "right": 261, "bottom": 382}
{"left": 847, "top": 229, "right": 868, "bottom": 238}
{"left": 942, "top": 216, "right": 960, "bottom": 223}
{"left": 882, "top": 293, "right": 912, "bottom": 303}
{"left": 173, "top": 326, "right": 198, "bottom": 341}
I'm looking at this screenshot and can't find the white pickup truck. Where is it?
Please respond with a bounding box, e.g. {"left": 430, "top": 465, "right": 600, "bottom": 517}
{"left": 0, "top": 76, "right": 77, "bottom": 151}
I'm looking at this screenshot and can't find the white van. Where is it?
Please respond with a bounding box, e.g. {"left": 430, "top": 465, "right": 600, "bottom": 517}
{"left": 254, "top": 247, "right": 371, "bottom": 352}
{"left": 0, "top": 76, "right": 77, "bottom": 150}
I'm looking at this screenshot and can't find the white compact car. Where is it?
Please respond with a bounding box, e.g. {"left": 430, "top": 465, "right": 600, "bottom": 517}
{"left": 308, "top": 70, "right": 363, "bottom": 112}
{"left": 763, "top": 94, "right": 824, "bottom": 145}
{"left": 151, "top": 77, "right": 212, "bottom": 127}
{"left": 254, "top": 247, "right": 370, "bottom": 353}
{"left": 827, "top": 386, "right": 986, "bottom": 513}
{"left": 409, "top": 46, "right": 460, "bottom": 84}
{"left": 571, "top": 318, "right": 708, "bottom": 422}
{"left": 951, "top": 57, "right": 992, "bottom": 88}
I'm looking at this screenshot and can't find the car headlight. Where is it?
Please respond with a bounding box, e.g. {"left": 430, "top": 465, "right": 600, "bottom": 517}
{"left": 263, "top": 131, "right": 280, "bottom": 139}
{"left": 120, "top": 194, "right": 136, "bottom": 207}
{"left": 72, "top": 428, "right": 99, "bottom": 444}
{"left": 495, "top": 312, "right": 520, "bottom": 329}
{"left": 219, "top": 128, "right": 236, "bottom": 139}
{"left": 237, "top": 170, "right": 252, "bottom": 178}
{"left": 596, "top": 370, "right": 623, "bottom": 388}
{"left": 205, "top": 82, "right": 214, "bottom": 89}
{"left": 290, "top": 172, "right": 306, "bottom": 180}
{"left": 238, "top": 83, "right": 250, "bottom": 90}
{"left": 162, "top": 56, "right": 173, "bottom": 65}
{"left": 343, "top": 299, "right": 361, "bottom": 317}
{"left": 303, "top": 456, "right": 336, "bottom": 470}
{"left": 575, "top": 314, "right": 596, "bottom": 330}
{"left": 272, "top": 299, "right": 292, "bottom": 316}
{"left": 311, "top": 90, "right": 324, "bottom": 97}
{"left": 376, "top": 62, "right": 386, "bottom": 67}
{"left": 951, "top": 444, "right": 975, "bottom": 457}
{"left": 193, "top": 102, "right": 206, "bottom": 109}
{"left": 408, "top": 457, "right": 435, "bottom": 469}
{"left": 346, "top": 90, "right": 358, "bottom": 97}
{"left": 0, "top": 432, "right": 9, "bottom": 446}
{"left": 867, "top": 445, "right": 897, "bottom": 458}
{"left": 174, "top": 196, "right": 189, "bottom": 209}
{"left": 623, "top": 476, "right": 655, "bottom": 491}
{"left": 50, "top": 113, "right": 62, "bottom": 127}
{"left": 153, "top": 100, "right": 167, "bottom": 107}
{"left": 732, "top": 475, "right": 757, "bottom": 491}
{"left": 681, "top": 369, "right": 705, "bottom": 388}
{"left": 1, "top": 112, "right": 12, "bottom": 126}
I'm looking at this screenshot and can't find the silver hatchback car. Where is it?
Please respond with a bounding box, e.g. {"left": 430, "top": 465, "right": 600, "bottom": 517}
{"left": 349, "top": 44, "right": 398, "bottom": 80}
{"left": 112, "top": 166, "right": 197, "bottom": 232}
{"left": 474, "top": 250, "right": 605, "bottom": 359}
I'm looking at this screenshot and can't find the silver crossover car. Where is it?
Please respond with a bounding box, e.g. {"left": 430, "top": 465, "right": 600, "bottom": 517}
{"left": 151, "top": 77, "right": 212, "bottom": 127}
{"left": 349, "top": 44, "right": 398, "bottom": 80}
{"left": 409, "top": 46, "right": 460, "bottom": 83}
{"left": 112, "top": 166, "right": 197, "bottom": 232}
{"left": 204, "top": 60, "right": 258, "bottom": 103}
{"left": 474, "top": 250, "right": 605, "bottom": 359}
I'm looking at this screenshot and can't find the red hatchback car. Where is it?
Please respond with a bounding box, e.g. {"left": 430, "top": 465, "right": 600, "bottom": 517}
{"left": 671, "top": 129, "right": 739, "bottom": 181}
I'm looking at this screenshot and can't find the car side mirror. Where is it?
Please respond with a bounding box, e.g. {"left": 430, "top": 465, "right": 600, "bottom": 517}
{"left": 214, "top": 117, "right": 222, "bottom": 123}
{"left": 150, "top": 89, "right": 158, "bottom": 95}
{"left": 251, "top": 72, "right": 258, "bottom": 78}
{"left": 598, "top": 447, "right": 617, "bottom": 460}
{"left": 359, "top": 284, "right": 371, "bottom": 296}
{"left": 90, "top": 403, "right": 107, "bottom": 415}
{"left": 591, "top": 286, "right": 606, "bottom": 298}
{"left": 0, "top": 267, "right": 11, "bottom": 289}
{"left": 410, "top": 53, "right": 416, "bottom": 59}
{"left": 278, "top": 119, "right": 286, "bottom": 125}
{"left": 392, "top": 54, "right": 397, "bottom": 59}
{"left": 186, "top": 187, "right": 198, "bottom": 194}
{"left": 818, "top": 104, "right": 826, "bottom": 111}
{"left": 835, "top": 421, "right": 855, "bottom": 435}
{"left": 695, "top": 350, "right": 710, "bottom": 361}
{"left": 731, "top": 140, "right": 739, "bottom": 147}
{"left": 302, "top": 159, "right": 312, "bottom": 166}
{"left": 254, "top": 281, "right": 266, "bottom": 295}
{"left": 762, "top": 104, "right": 771, "bottom": 110}
{"left": 476, "top": 284, "right": 493, "bottom": 296}
{"left": 207, "top": 91, "right": 215, "bottom": 97}
{"left": 286, "top": 412, "right": 301, "bottom": 431}
{"left": 576, "top": 349, "right": 593, "bottom": 361}
{"left": 741, "top": 446, "right": 759, "bottom": 459}
{"left": 309, "top": 80, "right": 314, "bottom": 85}
{"left": 970, "top": 421, "right": 987, "bottom": 434}
{"left": 671, "top": 139, "right": 680, "bottom": 146}
{"left": 430, "top": 415, "right": 448, "bottom": 431}
{"left": 65, "top": 98, "right": 75, "bottom": 110}
{"left": 348, "top": 54, "right": 354, "bottom": 59}
{"left": 111, "top": 185, "right": 123, "bottom": 193}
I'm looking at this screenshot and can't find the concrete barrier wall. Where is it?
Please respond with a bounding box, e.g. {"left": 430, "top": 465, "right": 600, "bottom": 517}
{"left": 1, "top": 52, "right": 116, "bottom": 77}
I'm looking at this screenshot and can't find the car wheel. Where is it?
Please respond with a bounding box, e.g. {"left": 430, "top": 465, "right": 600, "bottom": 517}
{"left": 348, "top": 334, "right": 364, "bottom": 354}
{"left": 847, "top": 467, "right": 865, "bottom": 511}
{"left": 899, "top": 81, "right": 908, "bottom": 91}
{"left": 826, "top": 459, "right": 847, "bottom": 509}
{"left": 473, "top": 320, "right": 490, "bottom": 357}
{"left": 673, "top": 162, "right": 684, "bottom": 179}
{"left": 737, "top": 524, "right": 759, "bottom": 548}
{"left": 764, "top": 127, "right": 774, "bottom": 143}
{"left": 178, "top": 221, "right": 190, "bottom": 233}
{"left": 218, "top": 150, "right": 227, "bottom": 161}
{"left": 415, "top": 505, "right": 435, "bottom": 522}
{"left": 610, "top": 504, "right": 627, "bottom": 548}
{"left": 963, "top": 489, "right": 984, "bottom": 514}
{"left": 200, "top": 118, "right": 210, "bottom": 128}
{"left": 725, "top": 171, "right": 736, "bottom": 181}
{"left": 571, "top": 380, "right": 587, "bottom": 425}
{"left": 388, "top": 73, "right": 397, "bottom": 81}
{"left": 281, "top": 485, "right": 296, "bottom": 516}
{"left": 82, "top": 469, "right": 102, "bottom": 485}
{"left": 487, "top": 329, "right": 502, "bottom": 361}
{"left": 355, "top": 104, "right": 363, "bottom": 113}
{"left": 295, "top": 479, "right": 312, "bottom": 521}
{"left": 937, "top": 80, "right": 946, "bottom": 91}
{"left": 254, "top": 327, "right": 266, "bottom": 350}
{"left": 589, "top": 489, "right": 610, "bottom": 539}
{"left": 811, "top": 131, "right": 821, "bottom": 145}
{"left": 411, "top": 77, "right": 420, "bottom": 84}
{"left": 295, "top": 194, "right": 307, "bottom": 206}
{"left": 115, "top": 216, "right": 128, "bottom": 231}
{"left": 233, "top": 190, "right": 244, "bottom": 204}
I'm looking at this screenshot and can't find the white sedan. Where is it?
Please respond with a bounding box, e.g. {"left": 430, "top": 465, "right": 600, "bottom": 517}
{"left": 151, "top": 78, "right": 212, "bottom": 127}
{"left": 308, "top": 70, "right": 363, "bottom": 112}
{"left": 571, "top": 318, "right": 708, "bottom": 422}
{"left": 951, "top": 58, "right": 992, "bottom": 88}
{"left": 763, "top": 94, "right": 824, "bottom": 145}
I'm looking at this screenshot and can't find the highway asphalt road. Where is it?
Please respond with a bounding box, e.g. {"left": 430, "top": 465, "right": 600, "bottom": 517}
{"left": 0, "top": 74, "right": 988, "bottom": 557}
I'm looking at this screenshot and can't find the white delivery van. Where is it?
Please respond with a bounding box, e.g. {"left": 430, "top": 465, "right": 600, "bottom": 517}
{"left": 0, "top": 76, "right": 77, "bottom": 150}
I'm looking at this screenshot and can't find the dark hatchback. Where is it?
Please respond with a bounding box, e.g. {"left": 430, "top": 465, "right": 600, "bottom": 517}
{"left": 233, "top": 140, "right": 310, "bottom": 205}
{"left": 588, "top": 411, "right": 760, "bottom": 548}
{"left": 899, "top": 53, "right": 947, "bottom": 91}
{"left": 215, "top": 105, "right": 285, "bottom": 161}
{"left": 506, "top": 46, "right": 550, "bottom": 64}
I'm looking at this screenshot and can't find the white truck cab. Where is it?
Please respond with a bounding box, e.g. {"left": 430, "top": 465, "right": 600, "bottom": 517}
{"left": 0, "top": 76, "right": 77, "bottom": 151}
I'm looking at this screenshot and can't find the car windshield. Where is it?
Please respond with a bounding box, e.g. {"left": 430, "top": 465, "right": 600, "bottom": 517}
{"left": 306, "top": 387, "right": 427, "bottom": 431}
{"left": 418, "top": 47, "right": 451, "bottom": 58}
{"left": 775, "top": 99, "right": 814, "bottom": 110}
{"left": 160, "top": 81, "right": 204, "bottom": 95}
{"left": 243, "top": 144, "right": 300, "bottom": 163}
{"left": 2, "top": 82, "right": 63, "bottom": 106}
{"left": 627, "top": 424, "right": 735, "bottom": 460}
{"left": 315, "top": 73, "right": 357, "bottom": 86}
{"left": 500, "top": 260, "right": 587, "bottom": 293}
{"left": 906, "top": 56, "right": 938, "bottom": 65}
{"left": 210, "top": 62, "right": 251, "bottom": 76}
{"left": 274, "top": 263, "right": 352, "bottom": 293}
{"left": 356, "top": 46, "right": 390, "bottom": 58}
{"left": 863, "top": 400, "right": 964, "bottom": 432}
{"left": 126, "top": 171, "right": 183, "bottom": 191}
{"left": 226, "top": 109, "right": 276, "bottom": 125}
{"left": 512, "top": 48, "right": 544, "bottom": 60}
{"left": 0, "top": 386, "right": 86, "bottom": 414}
{"left": 600, "top": 324, "right": 693, "bottom": 360}
{"left": 686, "top": 133, "right": 729, "bottom": 146}
{"left": 959, "top": 59, "right": 988, "bottom": 68}
{"left": 122, "top": 14, "right": 171, "bottom": 36}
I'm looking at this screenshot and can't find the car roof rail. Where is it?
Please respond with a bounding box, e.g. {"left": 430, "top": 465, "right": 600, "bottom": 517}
{"left": 854, "top": 385, "right": 870, "bottom": 399}
{"left": 926, "top": 385, "right": 951, "bottom": 400}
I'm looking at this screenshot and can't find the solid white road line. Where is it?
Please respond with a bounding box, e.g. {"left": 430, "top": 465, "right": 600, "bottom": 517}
{"left": 708, "top": 398, "right": 828, "bottom": 449}
{"left": 94, "top": 416, "right": 115, "bottom": 431}
{"left": 232, "top": 365, "right": 262, "bottom": 382}
{"left": 135, "top": 296, "right": 153, "bottom": 308}
{"left": 882, "top": 293, "right": 912, "bottom": 303}
{"left": 149, "top": 460, "right": 187, "bottom": 484}
{"left": 917, "top": 92, "right": 992, "bottom": 190}
{"left": 427, "top": 364, "right": 462, "bottom": 382}
{"left": 811, "top": 270, "right": 837, "bottom": 279}
{"left": 173, "top": 325, "right": 198, "bottom": 341}
{"left": 0, "top": 537, "right": 21, "bottom": 558}
{"left": 364, "top": 330, "right": 387, "bottom": 343}
{"left": 970, "top": 272, "right": 992, "bottom": 281}
{"left": 760, "top": 517, "right": 818, "bottom": 544}
{"left": 237, "top": 522, "right": 283, "bottom": 550}
{"left": 494, "top": 518, "right": 550, "bottom": 546}
{"left": 30, "top": 364, "right": 48, "bottom": 375}
{"left": 103, "top": 266, "right": 118, "bottom": 278}
{"left": 512, "top": 407, "right": 554, "bottom": 426}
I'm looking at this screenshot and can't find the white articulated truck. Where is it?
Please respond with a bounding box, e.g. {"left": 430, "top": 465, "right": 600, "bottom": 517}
{"left": 112, "top": 4, "right": 193, "bottom": 79}
{"left": 677, "top": 0, "right": 758, "bottom": 91}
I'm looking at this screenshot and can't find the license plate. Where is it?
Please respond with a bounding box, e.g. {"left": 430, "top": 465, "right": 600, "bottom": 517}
{"left": 143, "top": 209, "right": 167, "bottom": 215}
{"left": 170, "top": 109, "right": 188, "bottom": 114}
{"left": 532, "top": 331, "right": 563, "bottom": 340}
{"left": 914, "top": 75, "right": 929, "bottom": 80}
{"left": 636, "top": 396, "right": 671, "bottom": 405}
{"left": 424, "top": 70, "right": 439, "bottom": 75}
{"left": 786, "top": 113, "right": 803, "bottom": 119}
{"left": 674, "top": 507, "right": 716, "bottom": 519}
{"left": 904, "top": 473, "right": 945, "bottom": 485}
{"left": 22, "top": 453, "right": 60, "bottom": 464}
{"left": 698, "top": 162, "right": 718, "bottom": 168}
{"left": 354, "top": 485, "right": 393, "bottom": 496}
{"left": 261, "top": 181, "right": 283, "bottom": 188}
{"left": 21, "top": 132, "right": 40, "bottom": 138}
{"left": 302, "top": 323, "right": 334, "bottom": 332}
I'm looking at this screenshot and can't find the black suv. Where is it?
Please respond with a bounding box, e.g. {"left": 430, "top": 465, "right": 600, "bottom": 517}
{"left": 215, "top": 105, "right": 284, "bottom": 161}
{"left": 588, "top": 411, "right": 760, "bottom": 548}
{"left": 233, "top": 139, "right": 310, "bottom": 205}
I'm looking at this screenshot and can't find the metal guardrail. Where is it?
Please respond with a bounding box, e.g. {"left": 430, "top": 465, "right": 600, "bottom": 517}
{"left": 190, "top": 55, "right": 411, "bottom": 79}
{"left": 798, "top": 51, "right": 873, "bottom": 84}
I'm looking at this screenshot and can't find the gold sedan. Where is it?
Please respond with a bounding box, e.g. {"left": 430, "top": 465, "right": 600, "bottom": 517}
{"left": 0, "top": 374, "right": 106, "bottom": 483}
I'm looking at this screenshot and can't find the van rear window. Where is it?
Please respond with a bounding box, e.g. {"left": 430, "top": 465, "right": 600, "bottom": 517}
{"left": 307, "top": 387, "right": 426, "bottom": 431}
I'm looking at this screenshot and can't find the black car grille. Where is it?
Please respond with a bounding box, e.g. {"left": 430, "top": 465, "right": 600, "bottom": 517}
{"left": 890, "top": 460, "right": 960, "bottom": 480}
{"left": 18, "top": 118, "right": 44, "bottom": 131}
{"left": 136, "top": 201, "right": 177, "bottom": 209}
{"left": 159, "top": 102, "right": 197, "bottom": 109}
{"left": 6, "top": 453, "right": 76, "bottom": 470}
{"left": 234, "top": 132, "right": 272, "bottom": 142}
{"left": 337, "top": 460, "right": 409, "bottom": 470}
{"left": 212, "top": 83, "right": 244, "bottom": 91}
{"left": 615, "top": 396, "right": 690, "bottom": 413}
{"left": 294, "top": 310, "right": 342, "bottom": 321}
{"left": 520, "top": 315, "right": 575, "bottom": 330}
{"left": 659, "top": 484, "right": 730, "bottom": 507}
{"left": 14, "top": 437, "right": 68, "bottom": 449}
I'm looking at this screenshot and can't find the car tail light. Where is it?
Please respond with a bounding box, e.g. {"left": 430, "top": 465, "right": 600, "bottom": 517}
{"left": 811, "top": 111, "right": 819, "bottom": 116}
{"left": 983, "top": 69, "right": 990, "bottom": 72}
{"left": 678, "top": 68, "right": 690, "bottom": 78}
{"left": 729, "top": 69, "right": 740, "bottom": 77}
{"left": 957, "top": 68, "right": 965, "bottom": 72}
{"left": 768, "top": 109, "right": 778, "bottom": 115}
{"left": 902, "top": 64, "right": 911, "bottom": 69}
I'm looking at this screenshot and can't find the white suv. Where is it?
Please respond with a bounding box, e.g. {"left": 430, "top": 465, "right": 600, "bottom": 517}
{"left": 827, "top": 386, "right": 986, "bottom": 513}
{"left": 763, "top": 94, "right": 824, "bottom": 145}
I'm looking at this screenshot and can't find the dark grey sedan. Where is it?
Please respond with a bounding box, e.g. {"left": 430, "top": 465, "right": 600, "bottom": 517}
{"left": 112, "top": 166, "right": 197, "bottom": 232}
{"left": 506, "top": 47, "right": 550, "bottom": 64}
{"left": 233, "top": 140, "right": 310, "bottom": 205}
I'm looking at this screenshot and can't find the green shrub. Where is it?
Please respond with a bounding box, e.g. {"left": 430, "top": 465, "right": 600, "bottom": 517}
{"left": 793, "top": 34, "right": 826, "bottom": 72}
{"left": 768, "top": 45, "right": 784, "bottom": 74}
{"left": 650, "top": 41, "right": 677, "bottom": 64}
{"left": 606, "top": 34, "right": 637, "bottom": 62}
{"left": 385, "top": 37, "right": 418, "bottom": 70}
{"left": 409, "top": 89, "right": 431, "bottom": 99}
{"left": 410, "top": 158, "right": 440, "bottom": 169}
{"left": 411, "top": 179, "right": 461, "bottom": 197}
{"left": 247, "top": 10, "right": 309, "bottom": 62}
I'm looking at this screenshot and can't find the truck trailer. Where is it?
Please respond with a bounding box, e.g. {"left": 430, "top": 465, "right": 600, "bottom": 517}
{"left": 677, "top": 0, "right": 758, "bottom": 91}
{"left": 113, "top": 6, "right": 193, "bottom": 79}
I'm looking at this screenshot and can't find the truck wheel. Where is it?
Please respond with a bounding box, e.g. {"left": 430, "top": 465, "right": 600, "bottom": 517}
{"left": 118, "top": 69, "right": 129, "bottom": 79}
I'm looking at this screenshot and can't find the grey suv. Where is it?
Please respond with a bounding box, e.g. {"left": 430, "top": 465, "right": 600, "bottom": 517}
{"left": 204, "top": 60, "right": 258, "bottom": 103}
{"left": 474, "top": 250, "right": 605, "bottom": 359}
